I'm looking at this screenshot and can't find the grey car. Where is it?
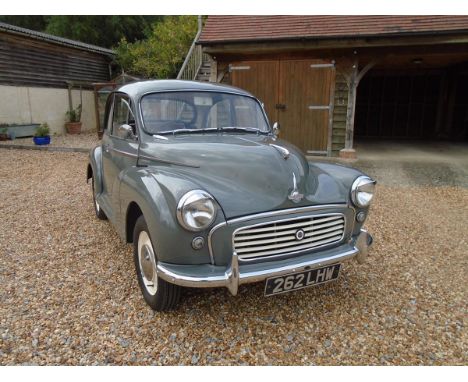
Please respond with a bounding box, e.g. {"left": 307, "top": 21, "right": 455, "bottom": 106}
{"left": 87, "top": 80, "right": 375, "bottom": 311}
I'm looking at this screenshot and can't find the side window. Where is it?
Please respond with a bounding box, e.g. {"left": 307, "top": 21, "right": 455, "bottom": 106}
{"left": 112, "top": 94, "right": 136, "bottom": 138}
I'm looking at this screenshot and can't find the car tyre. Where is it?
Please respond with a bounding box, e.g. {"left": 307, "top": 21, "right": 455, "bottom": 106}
{"left": 92, "top": 177, "right": 107, "bottom": 220}
{"left": 133, "top": 215, "right": 181, "bottom": 311}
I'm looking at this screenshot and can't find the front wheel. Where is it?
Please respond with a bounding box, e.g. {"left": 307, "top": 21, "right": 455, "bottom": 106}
{"left": 133, "top": 215, "right": 181, "bottom": 311}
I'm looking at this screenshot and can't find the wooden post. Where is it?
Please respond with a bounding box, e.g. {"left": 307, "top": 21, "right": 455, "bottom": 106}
{"left": 209, "top": 59, "right": 217, "bottom": 83}
{"left": 340, "top": 58, "right": 376, "bottom": 159}
{"left": 67, "top": 83, "right": 73, "bottom": 113}
{"left": 345, "top": 61, "right": 358, "bottom": 151}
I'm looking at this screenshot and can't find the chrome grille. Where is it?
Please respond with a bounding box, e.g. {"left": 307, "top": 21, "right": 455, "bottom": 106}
{"left": 233, "top": 214, "right": 345, "bottom": 261}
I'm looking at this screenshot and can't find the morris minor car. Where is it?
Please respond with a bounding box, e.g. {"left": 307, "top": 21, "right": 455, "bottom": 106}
{"left": 87, "top": 80, "right": 375, "bottom": 311}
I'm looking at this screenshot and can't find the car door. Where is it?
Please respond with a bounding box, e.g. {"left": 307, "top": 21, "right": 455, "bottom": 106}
{"left": 101, "top": 92, "right": 139, "bottom": 222}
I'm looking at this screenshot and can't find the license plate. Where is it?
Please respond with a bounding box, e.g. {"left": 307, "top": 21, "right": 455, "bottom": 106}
{"left": 264, "top": 264, "right": 341, "bottom": 296}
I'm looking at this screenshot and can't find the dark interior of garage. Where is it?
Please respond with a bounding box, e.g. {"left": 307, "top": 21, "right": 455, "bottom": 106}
{"left": 355, "top": 58, "right": 468, "bottom": 142}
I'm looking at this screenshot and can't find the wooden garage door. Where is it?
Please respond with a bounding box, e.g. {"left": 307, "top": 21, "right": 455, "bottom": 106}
{"left": 230, "top": 61, "right": 279, "bottom": 125}
{"left": 231, "top": 59, "right": 335, "bottom": 153}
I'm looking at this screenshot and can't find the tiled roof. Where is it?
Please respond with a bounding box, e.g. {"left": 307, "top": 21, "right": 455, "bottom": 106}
{"left": 0, "top": 22, "right": 115, "bottom": 55}
{"left": 199, "top": 16, "right": 468, "bottom": 44}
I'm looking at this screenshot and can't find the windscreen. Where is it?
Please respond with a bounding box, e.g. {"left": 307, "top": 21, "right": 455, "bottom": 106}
{"left": 140, "top": 91, "right": 270, "bottom": 134}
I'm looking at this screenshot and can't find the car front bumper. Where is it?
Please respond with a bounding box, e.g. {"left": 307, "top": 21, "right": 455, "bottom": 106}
{"left": 156, "top": 229, "right": 373, "bottom": 296}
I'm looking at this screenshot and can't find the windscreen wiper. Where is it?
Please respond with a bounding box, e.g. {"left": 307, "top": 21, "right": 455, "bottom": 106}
{"left": 218, "top": 127, "right": 266, "bottom": 134}
{"left": 157, "top": 128, "right": 219, "bottom": 135}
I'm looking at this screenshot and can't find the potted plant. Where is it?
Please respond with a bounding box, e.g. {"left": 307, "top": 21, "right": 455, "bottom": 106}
{"left": 33, "top": 123, "right": 51, "bottom": 145}
{"left": 65, "top": 104, "right": 82, "bottom": 134}
{"left": 0, "top": 126, "right": 8, "bottom": 141}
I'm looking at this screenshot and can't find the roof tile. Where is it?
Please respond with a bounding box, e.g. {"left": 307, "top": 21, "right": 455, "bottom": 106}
{"left": 199, "top": 16, "right": 468, "bottom": 43}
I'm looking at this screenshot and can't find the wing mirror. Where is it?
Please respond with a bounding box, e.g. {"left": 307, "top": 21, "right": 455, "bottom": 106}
{"left": 118, "top": 124, "right": 136, "bottom": 140}
{"left": 272, "top": 122, "right": 280, "bottom": 138}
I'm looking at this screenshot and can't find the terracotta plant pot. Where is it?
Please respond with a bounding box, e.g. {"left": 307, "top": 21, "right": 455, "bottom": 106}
{"left": 65, "top": 122, "right": 82, "bottom": 134}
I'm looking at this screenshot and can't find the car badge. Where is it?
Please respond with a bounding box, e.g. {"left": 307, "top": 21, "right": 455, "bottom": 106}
{"left": 288, "top": 173, "right": 304, "bottom": 203}
{"left": 295, "top": 229, "right": 305, "bottom": 241}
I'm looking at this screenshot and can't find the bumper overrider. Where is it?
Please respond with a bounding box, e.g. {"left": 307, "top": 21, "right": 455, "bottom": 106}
{"left": 156, "top": 229, "right": 373, "bottom": 296}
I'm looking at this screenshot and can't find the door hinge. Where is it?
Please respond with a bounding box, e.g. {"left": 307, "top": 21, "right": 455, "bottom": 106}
{"left": 229, "top": 65, "right": 251, "bottom": 72}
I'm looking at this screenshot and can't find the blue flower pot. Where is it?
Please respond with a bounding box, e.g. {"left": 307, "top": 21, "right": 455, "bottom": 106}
{"left": 33, "top": 136, "right": 51, "bottom": 145}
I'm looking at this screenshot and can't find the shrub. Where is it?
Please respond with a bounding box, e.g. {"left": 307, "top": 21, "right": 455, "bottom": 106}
{"left": 116, "top": 16, "right": 198, "bottom": 79}
{"left": 66, "top": 104, "right": 82, "bottom": 123}
{"left": 35, "top": 123, "right": 50, "bottom": 137}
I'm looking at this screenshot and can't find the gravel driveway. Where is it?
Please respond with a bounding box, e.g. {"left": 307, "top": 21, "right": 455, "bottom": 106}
{"left": 0, "top": 149, "right": 466, "bottom": 365}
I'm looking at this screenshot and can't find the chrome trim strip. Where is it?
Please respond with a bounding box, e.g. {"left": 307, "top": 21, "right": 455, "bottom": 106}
{"left": 207, "top": 221, "right": 227, "bottom": 265}
{"left": 232, "top": 213, "right": 346, "bottom": 262}
{"left": 138, "top": 154, "right": 200, "bottom": 168}
{"left": 156, "top": 246, "right": 359, "bottom": 295}
{"left": 111, "top": 147, "right": 138, "bottom": 159}
{"left": 152, "top": 134, "right": 168, "bottom": 140}
{"left": 227, "top": 204, "right": 347, "bottom": 225}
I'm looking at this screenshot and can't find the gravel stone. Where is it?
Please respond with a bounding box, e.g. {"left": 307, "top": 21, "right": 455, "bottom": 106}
{"left": 0, "top": 149, "right": 467, "bottom": 365}
{"left": 0, "top": 132, "right": 99, "bottom": 150}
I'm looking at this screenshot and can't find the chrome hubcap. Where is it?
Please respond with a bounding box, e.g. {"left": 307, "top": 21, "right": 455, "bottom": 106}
{"left": 138, "top": 231, "right": 158, "bottom": 295}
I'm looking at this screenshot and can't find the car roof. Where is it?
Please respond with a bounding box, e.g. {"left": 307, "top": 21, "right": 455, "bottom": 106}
{"left": 117, "top": 79, "right": 254, "bottom": 99}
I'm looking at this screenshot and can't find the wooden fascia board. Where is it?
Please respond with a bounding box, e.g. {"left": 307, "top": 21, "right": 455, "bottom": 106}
{"left": 201, "top": 33, "right": 468, "bottom": 55}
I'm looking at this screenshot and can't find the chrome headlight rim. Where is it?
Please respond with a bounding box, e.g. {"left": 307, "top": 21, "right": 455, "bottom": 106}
{"left": 351, "top": 176, "right": 376, "bottom": 208}
{"left": 176, "top": 190, "right": 217, "bottom": 232}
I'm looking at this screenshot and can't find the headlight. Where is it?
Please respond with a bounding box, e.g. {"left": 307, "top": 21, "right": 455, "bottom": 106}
{"left": 177, "top": 190, "right": 217, "bottom": 231}
{"left": 351, "top": 176, "right": 376, "bottom": 208}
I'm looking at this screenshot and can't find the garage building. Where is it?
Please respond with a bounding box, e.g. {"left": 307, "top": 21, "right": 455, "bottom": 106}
{"left": 193, "top": 16, "right": 468, "bottom": 157}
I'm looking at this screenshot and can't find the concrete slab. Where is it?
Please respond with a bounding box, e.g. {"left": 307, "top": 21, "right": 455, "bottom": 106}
{"left": 309, "top": 140, "right": 468, "bottom": 188}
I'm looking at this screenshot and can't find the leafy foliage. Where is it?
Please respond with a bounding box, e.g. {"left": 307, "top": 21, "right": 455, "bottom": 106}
{"left": 45, "top": 16, "right": 162, "bottom": 48}
{"left": 0, "top": 16, "right": 48, "bottom": 31}
{"left": 35, "top": 123, "right": 50, "bottom": 137}
{"left": 116, "top": 16, "right": 198, "bottom": 79}
{"left": 0, "top": 16, "right": 161, "bottom": 49}
{"left": 66, "top": 105, "right": 82, "bottom": 123}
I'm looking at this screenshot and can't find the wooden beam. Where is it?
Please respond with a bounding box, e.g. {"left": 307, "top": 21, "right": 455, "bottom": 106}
{"left": 202, "top": 33, "right": 468, "bottom": 56}
{"left": 356, "top": 60, "right": 377, "bottom": 83}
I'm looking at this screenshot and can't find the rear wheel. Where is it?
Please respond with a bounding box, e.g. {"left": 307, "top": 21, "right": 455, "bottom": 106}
{"left": 133, "top": 215, "right": 181, "bottom": 311}
{"left": 92, "top": 177, "right": 107, "bottom": 220}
